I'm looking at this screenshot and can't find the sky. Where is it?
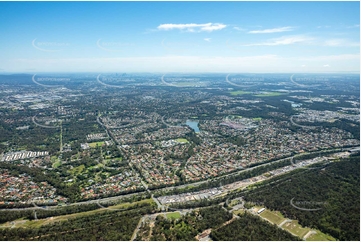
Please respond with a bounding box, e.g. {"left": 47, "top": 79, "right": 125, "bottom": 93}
{"left": 0, "top": 1, "right": 359, "bottom": 73}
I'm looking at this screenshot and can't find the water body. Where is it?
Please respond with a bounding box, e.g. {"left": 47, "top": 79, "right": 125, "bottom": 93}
{"left": 283, "top": 99, "right": 302, "bottom": 108}
{"left": 186, "top": 120, "right": 200, "bottom": 133}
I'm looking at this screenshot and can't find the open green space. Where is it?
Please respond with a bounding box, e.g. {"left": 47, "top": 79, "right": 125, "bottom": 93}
{"left": 109, "top": 198, "right": 155, "bottom": 210}
{"left": 52, "top": 160, "right": 62, "bottom": 168}
{"left": 251, "top": 202, "right": 335, "bottom": 241}
{"left": 252, "top": 117, "right": 262, "bottom": 121}
{"left": 88, "top": 163, "right": 104, "bottom": 170}
{"left": 259, "top": 209, "right": 284, "bottom": 225}
{"left": 176, "top": 138, "right": 189, "bottom": 143}
{"left": 282, "top": 220, "right": 310, "bottom": 238}
{"left": 89, "top": 141, "right": 105, "bottom": 148}
{"left": 254, "top": 91, "right": 284, "bottom": 97}
{"left": 307, "top": 231, "right": 336, "bottom": 241}
{"left": 230, "top": 90, "right": 251, "bottom": 96}
{"left": 233, "top": 208, "right": 245, "bottom": 216}
{"left": 166, "top": 212, "right": 181, "bottom": 219}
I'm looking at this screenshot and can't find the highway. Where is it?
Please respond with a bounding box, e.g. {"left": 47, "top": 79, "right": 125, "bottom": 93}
{"left": 1, "top": 146, "right": 356, "bottom": 212}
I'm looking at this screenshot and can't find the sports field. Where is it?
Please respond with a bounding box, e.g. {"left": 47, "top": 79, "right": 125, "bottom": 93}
{"left": 259, "top": 210, "right": 284, "bottom": 225}
{"left": 166, "top": 212, "right": 181, "bottom": 219}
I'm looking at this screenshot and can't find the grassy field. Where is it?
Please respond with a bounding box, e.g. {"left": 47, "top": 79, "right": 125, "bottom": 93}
{"left": 307, "top": 231, "right": 336, "bottom": 241}
{"left": 166, "top": 212, "right": 181, "bottom": 219}
{"left": 88, "top": 163, "right": 104, "bottom": 170}
{"left": 52, "top": 160, "right": 62, "bottom": 168}
{"left": 253, "top": 208, "right": 335, "bottom": 241}
{"left": 89, "top": 141, "right": 105, "bottom": 148}
{"left": 259, "top": 210, "right": 284, "bottom": 225}
{"left": 176, "top": 138, "right": 189, "bottom": 143}
{"left": 233, "top": 209, "right": 245, "bottom": 216}
{"left": 252, "top": 117, "right": 262, "bottom": 121}
{"left": 230, "top": 90, "right": 251, "bottom": 96}
{"left": 282, "top": 220, "right": 309, "bottom": 238}
{"left": 254, "top": 92, "right": 284, "bottom": 97}
{"left": 108, "top": 198, "right": 155, "bottom": 210}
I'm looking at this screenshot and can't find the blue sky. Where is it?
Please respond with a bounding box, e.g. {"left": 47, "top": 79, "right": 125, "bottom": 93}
{"left": 0, "top": 1, "right": 359, "bottom": 73}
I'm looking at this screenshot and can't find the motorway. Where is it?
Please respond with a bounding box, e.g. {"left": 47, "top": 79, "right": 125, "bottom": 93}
{"left": 0, "top": 147, "right": 355, "bottom": 212}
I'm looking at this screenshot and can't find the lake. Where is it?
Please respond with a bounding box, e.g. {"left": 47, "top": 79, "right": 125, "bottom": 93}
{"left": 186, "top": 120, "right": 200, "bottom": 133}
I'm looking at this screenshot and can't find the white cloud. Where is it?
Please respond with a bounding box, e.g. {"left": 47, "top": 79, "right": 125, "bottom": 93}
{"left": 323, "top": 64, "right": 330, "bottom": 67}
{"left": 301, "top": 65, "right": 306, "bottom": 67}
{"left": 157, "top": 23, "right": 227, "bottom": 32}
{"left": 233, "top": 27, "right": 246, "bottom": 31}
{"left": 243, "top": 35, "right": 311, "bottom": 46}
{"left": 248, "top": 26, "right": 294, "bottom": 34}
{"left": 204, "top": 38, "right": 211, "bottom": 42}
{"left": 324, "top": 39, "right": 359, "bottom": 47}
